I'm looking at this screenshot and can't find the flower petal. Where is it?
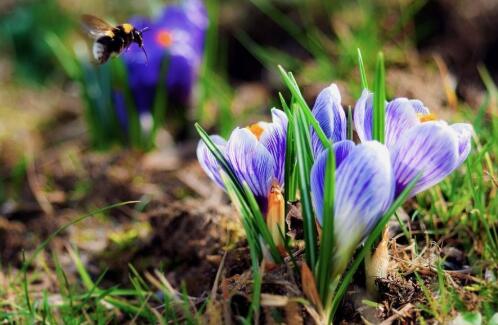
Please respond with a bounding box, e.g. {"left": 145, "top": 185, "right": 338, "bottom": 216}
{"left": 196, "top": 135, "right": 227, "bottom": 189}
{"left": 311, "top": 84, "right": 347, "bottom": 155}
{"left": 225, "top": 128, "right": 275, "bottom": 208}
{"left": 353, "top": 89, "right": 374, "bottom": 143}
{"left": 384, "top": 98, "right": 420, "bottom": 148}
{"left": 334, "top": 140, "right": 355, "bottom": 168}
{"left": 310, "top": 141, "right": 392, "bottom": 228}
{"left": 259, "top": 109, "right": 288, "bottom": 185}
{"left": 410, "top": 99, "right": 430, "bottom": 115}
{"left": 451, "top": 123, "right": 473, "bottom": 167}
{"left": 391, "top": 121, "right": 460, "bottom": 196}
{"left": 333, "top": 142, "right": 394, "bottom": 255}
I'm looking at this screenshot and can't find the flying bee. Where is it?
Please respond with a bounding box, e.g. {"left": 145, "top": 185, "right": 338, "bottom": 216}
{"left": 81, "top": 14, "right": 150, "bottom": 64}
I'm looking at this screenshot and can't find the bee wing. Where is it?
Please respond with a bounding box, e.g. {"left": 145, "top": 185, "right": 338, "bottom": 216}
{"left": 81, "top": 14, "right": 115, "bottom": 38}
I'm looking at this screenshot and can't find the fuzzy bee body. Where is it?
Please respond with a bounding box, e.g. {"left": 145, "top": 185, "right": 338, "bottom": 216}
{"left": 81, "top": 15, "right": 149, "bottom": 64}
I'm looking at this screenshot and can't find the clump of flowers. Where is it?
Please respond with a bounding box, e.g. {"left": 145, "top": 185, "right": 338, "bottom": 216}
{"left": 196, "top": 58, "right": 473, "bottom": 322}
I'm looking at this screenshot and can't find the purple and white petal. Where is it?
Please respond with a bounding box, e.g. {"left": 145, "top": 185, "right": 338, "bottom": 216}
{"left": 259, "top": 108, "right": 288, "bottom": 186}
{"left": 384, "top": 98, "right": 420, "bottom": 148}
{"left": 225, "top": 128, "right": 275, "bottom": 205}
{"left": 333, "top": 142, "right": 394, "bottom": 256}
{"left": 391, "top": 121, "right": 460, "bottom": 197}
{"left": 311, "top": 84, "right": 347, "bottom": 156}
{"left": 196, "top": 135, "right": 227, "bottom": 189}
{"left": 310, "top": 141, "right": 392, "bottom": 228}
{"left": 310, "top": 139, "right": 357, "bottom": 223}
{"left": 410, "top": 100, "right": 430, "bottom": 115}
{"left": 353, "top": 89, "right": 374, "bottom": 143}
{"left": 334, "top": 140, "right": 355, "bottom": 168}
{"left": 310, "top": 149, "right": 327, "bottom": 223}
{"left": 450, "top": 123, "right": 473, "bottom": 167}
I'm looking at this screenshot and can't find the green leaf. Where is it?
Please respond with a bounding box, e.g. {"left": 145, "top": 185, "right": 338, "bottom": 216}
{"left": 373, "top": 52, "right": 385, "bottom": 143}
{"left": 293, "top": 105, "right": 318, "bottom": 268}
{"left": 278, "top": 65, "right": 331, "bottom": 151}
{"left": 357, "top": 48, "right": 368, "bottom": 90}
{"left": 316, "top": 146, "right": 336, "bottom": 304}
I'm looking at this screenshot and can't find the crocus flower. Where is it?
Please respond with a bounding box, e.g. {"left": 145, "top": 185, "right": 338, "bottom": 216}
{"left": 310, "top": 141, "right": 394, "bottom": 273}
{"left": 197, "top": 109, "right": 288, "bottom": 248}
{"left": 114, "top": 0, "right": 208, "bottom": 129}
{"left": 311, "top": 84, "right": 473, "bottom": 197}
{"left": 353, "top": 90, "right": 473, "bottom": 196}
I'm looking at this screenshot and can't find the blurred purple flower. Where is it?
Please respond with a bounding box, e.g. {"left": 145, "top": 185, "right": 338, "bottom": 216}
{"left": 310, "top": 84, "right": 473, "bottom": 197}
{"left": 114, "top": 0, "right": 208, "bottom": 121}
{"left": 310, "top": 141, "right": 394, "bottom": 270}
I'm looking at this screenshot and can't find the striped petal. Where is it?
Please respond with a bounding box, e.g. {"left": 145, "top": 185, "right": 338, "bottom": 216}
{"left": 334, "top": 140, "right": 355, "bottom": 168}
{"left": 410, "top": 99, "right": 430, "bottom": 115}
{"left": 196, "top": 135, "right": 227, "bottom": 189}
{"left": 311, "top": 84, "right": 347, "bottom": 156}
{"left": 333, "top": 142, "right": 394, "bottom": 256}
{"left": 384, "top": 98, "right": 420, "bottom": 148}
{"left": 391, "top": 121, "right": 460, "bottom": 196}
{"left": 311, "top": 141, "right": 393, "bottom": 230}
{"left": 259, "top": 109, "right": 288, "bottom": 185}
{"left": 225, "top": 128, "right": 275, "bottom": 209}
{"left": 353, "top": 89, "right": 374, "bottom": 143}
{"left": 354, "top": 93, "right": 421, "bottom": 148}
{"left": 451, "top": 123, "right": 473, "bottom": 167}
{"left": 310, "top": 140, "right": 356, "bottom": 223}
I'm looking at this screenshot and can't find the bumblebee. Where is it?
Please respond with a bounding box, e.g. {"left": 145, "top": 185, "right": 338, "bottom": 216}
{"left": 81, "top": 14, "right": 150, "bottom": 64}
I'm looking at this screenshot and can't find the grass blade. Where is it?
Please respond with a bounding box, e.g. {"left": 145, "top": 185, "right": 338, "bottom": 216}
{"left": 317, "top": 146, "right": 336, "bottom": 304}
{"left": 293, "top": 106, "right": 318, "bottom": 268}
{"left": 373, "top": 52, "right": 385, "bottom": 143}
{"left": 357, "top": 48, "right": 368, "bottom": 90}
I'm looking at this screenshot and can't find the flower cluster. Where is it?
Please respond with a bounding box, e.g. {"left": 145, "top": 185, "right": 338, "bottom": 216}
{"left": 114, "top": 0, "right": 208, "bottom": 128}
{"left": 197, "top": 82, "right": 473, "bottom": 262}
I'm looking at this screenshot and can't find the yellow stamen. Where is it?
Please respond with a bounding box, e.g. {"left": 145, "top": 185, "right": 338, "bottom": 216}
{"left": 247, "top": 123, "right": 264, "bottom": 140}
{"left": 266, "top": 182, "right": 285, "bottom": 251}
{"left": 155, "top": 29, "right": 173, "bottom": 48}
{"left": 417, "top": 113, "right": 437, "bottom": 123}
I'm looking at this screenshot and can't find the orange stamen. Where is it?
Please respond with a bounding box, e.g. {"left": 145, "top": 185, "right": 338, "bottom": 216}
{"left": 155, "top": 29, "right": 173, "bottom": 48}
{"left": 247, "top": 123, "right": 264, "bottom": 140}
{"left": 418, "top": 113, "right": 437, "bottom": 123}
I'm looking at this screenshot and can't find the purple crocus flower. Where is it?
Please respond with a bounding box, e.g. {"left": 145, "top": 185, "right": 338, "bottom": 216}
{"left": 114, "top": 0, "right": 208, "bottom": 126}
{"left": 311, "top": 84, "right": 473, "bottom": 197}
{"left": 310, "top": 141, "right": 394, "bottom": 272}
{"left": 353, "top": 90, "right": 473, "bottom": 196}
{"left": 197, "top": 109, "right": 288, "bottom": 248}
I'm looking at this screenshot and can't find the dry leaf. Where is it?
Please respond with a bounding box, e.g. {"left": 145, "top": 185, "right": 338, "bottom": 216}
{"left": 300, "top": 263, "right": 322, "bottom": 311}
